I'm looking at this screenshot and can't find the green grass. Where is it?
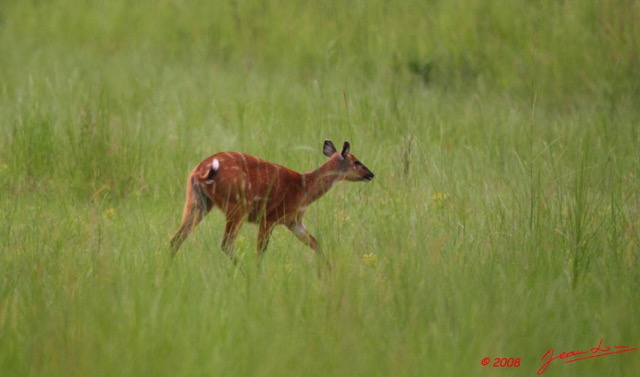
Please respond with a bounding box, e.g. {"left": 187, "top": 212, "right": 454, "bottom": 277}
{"left": 1, "top": 0, "right": 639, "bottom": 376}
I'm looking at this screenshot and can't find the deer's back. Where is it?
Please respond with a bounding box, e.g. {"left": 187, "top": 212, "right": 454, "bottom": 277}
{"left": 197, "top": 152, "right": 304, "bottom": 223}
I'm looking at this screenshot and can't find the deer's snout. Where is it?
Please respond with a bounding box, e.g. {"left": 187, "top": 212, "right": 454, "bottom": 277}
{"left": 362, "top": 170, "right": 374, "bottom": 181}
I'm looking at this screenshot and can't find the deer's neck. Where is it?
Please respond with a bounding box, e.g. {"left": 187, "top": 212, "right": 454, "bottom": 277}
{"left": 300, "top": 162, "right": 341, "bottom": 207}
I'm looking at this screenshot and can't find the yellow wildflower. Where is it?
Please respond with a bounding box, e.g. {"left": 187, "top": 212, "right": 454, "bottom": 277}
{"left": 431, "top": 191, "right": 449, "bottom": 206}
{"left": 362, "top": 252, "right": 377, "bottom": 267}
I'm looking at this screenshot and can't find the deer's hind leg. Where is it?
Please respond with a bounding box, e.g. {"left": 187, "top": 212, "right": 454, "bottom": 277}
{"left": 257, "top": 220, "right": 277, "bottom": 256}
{"left": 170, "top": 177, "right": 214, "bottom": 254}
{"left": 221, "top": 207, "right": 246, "bottom": 262}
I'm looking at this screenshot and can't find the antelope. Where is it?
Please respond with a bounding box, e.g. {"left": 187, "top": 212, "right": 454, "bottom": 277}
{"left": 169, "top": 140, "right": 374, "bottom": 262}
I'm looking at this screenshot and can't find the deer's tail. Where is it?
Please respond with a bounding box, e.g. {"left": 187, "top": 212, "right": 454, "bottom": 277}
{"left": 169, "top": 160, "right": 218, "bottom": 253}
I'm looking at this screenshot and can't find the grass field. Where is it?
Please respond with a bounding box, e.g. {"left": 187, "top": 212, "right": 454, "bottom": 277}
{"left": 1, "top": 0, "right": 639, "bottom": 376}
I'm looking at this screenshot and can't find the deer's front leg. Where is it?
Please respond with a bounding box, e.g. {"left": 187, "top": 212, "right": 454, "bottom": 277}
{"left": 288, "top": 222, "right": 330, "bottom": 272}
{"left": 287, "top": 222, "right": 319, "bottom": 251}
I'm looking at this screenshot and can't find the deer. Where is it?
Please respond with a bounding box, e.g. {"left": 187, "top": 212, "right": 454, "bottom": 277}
{"left": 169, "top": 140, "right": 374, "bottom": 263}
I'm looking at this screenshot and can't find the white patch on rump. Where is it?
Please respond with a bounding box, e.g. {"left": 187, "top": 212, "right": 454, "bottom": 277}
{"left": 204, "top": 158, "right": 220, "bottom": 185}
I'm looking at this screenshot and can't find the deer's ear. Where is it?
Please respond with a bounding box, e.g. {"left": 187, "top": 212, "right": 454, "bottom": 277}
{"left": 323, "top": 140, "right": 337, "bottom": 157}
{"left": 340, "top": 141, "right": 350, "bottom": 159}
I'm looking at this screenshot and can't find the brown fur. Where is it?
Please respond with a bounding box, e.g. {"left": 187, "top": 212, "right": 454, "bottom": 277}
{"left": 169, "top": 140, "right": 374, "bottom": 261}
